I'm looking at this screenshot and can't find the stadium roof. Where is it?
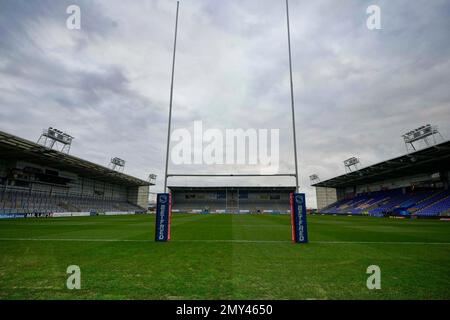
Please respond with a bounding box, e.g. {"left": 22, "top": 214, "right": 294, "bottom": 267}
{"left": 0, "top": 130, "right": 151, "bottom": 187}
{"left": 169, "top": 186, "right": 296, "bottom": 191}
{"left": 313, "top": 140, "right": 450, "bottom": 188}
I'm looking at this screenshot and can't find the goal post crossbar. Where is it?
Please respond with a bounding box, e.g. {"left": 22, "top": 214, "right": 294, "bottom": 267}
{"left": 167, "top": 173, "right": 296, "bottom": 177}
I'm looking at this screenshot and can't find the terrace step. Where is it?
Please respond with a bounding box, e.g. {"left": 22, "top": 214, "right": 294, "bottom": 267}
{"left": 415, "top": 194, "right": 450, "bottom": 215}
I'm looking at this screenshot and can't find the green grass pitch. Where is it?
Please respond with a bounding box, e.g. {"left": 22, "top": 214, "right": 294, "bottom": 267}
{"left": 0, "top": 214, "right": 449, "bottom": 299}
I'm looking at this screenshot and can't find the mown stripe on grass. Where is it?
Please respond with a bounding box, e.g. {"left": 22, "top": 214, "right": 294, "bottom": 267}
{"left": 0, "top": 238, "right": 450, "bottom": 245}
{"left": 0, "top": 238, "right": 151, "bottom": 242}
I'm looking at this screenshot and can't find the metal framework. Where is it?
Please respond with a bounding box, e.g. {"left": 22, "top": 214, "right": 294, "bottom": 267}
{"left": 37, "top": 127, "right": 73, "bottom": 154}
{"left": 313, "top": 140, "right": 450, "bottom": 188}
{"left": 285, "top": 0, "right": 300, "bottom": 192}
{"left": 109, "top": 157, "right": 125, "bottom": 172}
{"left": 148, "top": 174, "right": 157, "bottom": 185}
{"left": 402, "top": 124, "right": 444, "bottom": 153}
{"left": 163, "top": 0, "right": 300, "bottom": 192}
{"left": 309, "top": 174, "right": 320, "bottom": 184}
{"left": 344, "top": 157, "right": 360, "bottom": 173}
{"left": 1, "top": 130, "right": 151, "bottom": 186}
{"left": 163, "top": 1, "right": 179, "bottom": 192}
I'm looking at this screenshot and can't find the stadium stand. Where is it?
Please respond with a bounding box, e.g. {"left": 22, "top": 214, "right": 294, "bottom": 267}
{"left": 415, "top": 193, "right": 450, "bottom": 216}
{"left": 0, "top": 130, "right": 151, "bottom": 217}
{"left": 169, "top": 186, "right": 295, "bottom": 213}
{"left": 314, "top": 140, "right": 450, "bottom": 218}
{"left": 320, "top": 188, "right": 450, "bottom": 217}
{"left": 0, "top": 187, "right": 143, "bottom": 215}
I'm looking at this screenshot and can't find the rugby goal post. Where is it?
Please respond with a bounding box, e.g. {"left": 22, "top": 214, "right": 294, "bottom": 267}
{"left": 154, "top": 191, "right": 308, "bottom": 243}
{"left": 155, "top": 1, "right": 308, "bottom": 243}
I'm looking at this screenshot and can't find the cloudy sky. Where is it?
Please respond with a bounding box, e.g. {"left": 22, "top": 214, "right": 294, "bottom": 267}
{"left": 1, "top": 0, "right": 449, "bottom": 207}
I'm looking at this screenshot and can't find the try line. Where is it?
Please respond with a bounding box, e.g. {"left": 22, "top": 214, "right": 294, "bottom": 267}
{"left": 0, "top": 238, "right": 449, "bottom": 245}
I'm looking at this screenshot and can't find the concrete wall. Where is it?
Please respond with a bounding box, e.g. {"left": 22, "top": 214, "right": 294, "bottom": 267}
{"left": 315, "top": 187, "right": 337, "bottom": 210}
{"left": 127, "top": 185, "right": 149, "bottom": 209}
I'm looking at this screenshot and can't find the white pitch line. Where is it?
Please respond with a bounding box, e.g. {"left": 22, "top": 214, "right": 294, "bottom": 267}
{"left": 0, "top": 238, "right": 449, "bottom": 245}
{"left": 0, "top": 238, "right": 151, "bottom": 243}
{"left": 173, "top": 239, "right": 290, "bottom": 243}
{"left": 312, "top": 241, "right": 450, "bottom": 245}
{"left": 174, "top": 240, "right": 450, "bottom": 245}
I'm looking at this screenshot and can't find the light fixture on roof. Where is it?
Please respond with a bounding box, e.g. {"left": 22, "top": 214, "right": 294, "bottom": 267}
{"left": 309, "top": 174, "right": 320, "bottom": 184}
{"left": 37, "top": 127, "right": 74, "bottom": 154}
{"left": 109, "top": 157, "right": 125, "bottom": 172}
{"left": 343, "top": 157, "right": 360, "bottom": 173}
{"left": 402, "top": 124, "right": 444, "bottom": 153}
{"left": 148, "top": 174, "right": 157, "bottom": 185}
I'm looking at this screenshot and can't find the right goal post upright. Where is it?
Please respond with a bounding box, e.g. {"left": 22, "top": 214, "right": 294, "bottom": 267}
{"left": 290, "top": 193, "right": 308, "bottom": 243}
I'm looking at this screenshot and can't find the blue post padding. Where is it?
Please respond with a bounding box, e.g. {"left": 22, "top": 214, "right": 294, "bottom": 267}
{"left": 291, "top": 193, "right": 308, "bottom": 243}
{"left": 155, "top": 193, "right": 171, "bottom": 242}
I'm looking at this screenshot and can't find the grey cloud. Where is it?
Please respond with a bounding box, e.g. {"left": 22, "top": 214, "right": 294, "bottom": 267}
{"left": 1, "top": 0, "right": 449, "bottom": 207}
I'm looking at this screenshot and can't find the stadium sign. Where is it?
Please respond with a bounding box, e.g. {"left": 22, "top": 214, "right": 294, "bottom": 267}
{"left": 155, "top": 193, "right": 172, "bottom": 242}
{"left": 290, "top": 193, "right": 308, "bottom": 243}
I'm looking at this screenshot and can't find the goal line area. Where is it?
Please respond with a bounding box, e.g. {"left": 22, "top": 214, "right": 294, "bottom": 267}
{"left": 0, "top": 238, "right": 449, "bottom": 245}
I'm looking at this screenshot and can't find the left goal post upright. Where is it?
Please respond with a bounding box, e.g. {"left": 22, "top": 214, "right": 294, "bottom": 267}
{"left": 155, "top": 193, "right": 172, "bottom": 242}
